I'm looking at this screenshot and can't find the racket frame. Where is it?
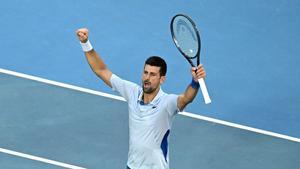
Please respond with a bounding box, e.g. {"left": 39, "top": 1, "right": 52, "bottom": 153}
{"left": 170, "top": 14, "right": 200, "bottom": 67}
{"left": 170, "top": 14, "right": 212, "bottom": 104}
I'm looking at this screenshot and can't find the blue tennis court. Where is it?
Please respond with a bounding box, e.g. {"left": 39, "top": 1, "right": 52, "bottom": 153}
{"left": 1, "top": 0, "right": 300, "bottom": 168}
{"left": 0, "top": 71, "right": 299, "bottom": 168}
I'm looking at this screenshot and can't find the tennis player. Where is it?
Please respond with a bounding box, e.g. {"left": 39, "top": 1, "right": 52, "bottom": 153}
{"left": 76, "top": 28, "right": 206, "bottom": 169}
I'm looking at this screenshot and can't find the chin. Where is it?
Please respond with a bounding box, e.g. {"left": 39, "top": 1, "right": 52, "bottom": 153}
{"left": 143, "top": 88, "right": 154, "bottom": 94}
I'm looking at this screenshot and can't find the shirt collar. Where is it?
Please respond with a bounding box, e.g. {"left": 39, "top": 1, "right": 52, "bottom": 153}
{"left": 138, "top": 88, "right": 165, "bottom": 106}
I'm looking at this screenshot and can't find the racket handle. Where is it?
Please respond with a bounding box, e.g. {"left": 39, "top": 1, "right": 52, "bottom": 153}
{"left": 198, "top": 78, "right": 212, "bottom": 104}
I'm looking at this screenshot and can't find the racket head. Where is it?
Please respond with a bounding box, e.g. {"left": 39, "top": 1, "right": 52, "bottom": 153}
{"left": 170, "top": 14, "right": 201, "bottom": 62}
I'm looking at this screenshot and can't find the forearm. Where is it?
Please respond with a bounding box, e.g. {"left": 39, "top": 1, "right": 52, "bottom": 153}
{"left": 178, "top": 80, "right": 199, "bottom": 110}
{"left": 183, "top": 84, "right": 199, "bottom": 103}
{"left": 85, "top": 50, "right": 107, "bottom": 73}
{"left": 84, "top": 50, "right": 112, "bottom": 87}
{"left": 182, "top": 79, "right": 199, "bottom": 106}
{"left": 77, "top": 28, "right": 112, "bottom": 87}
{"left": 177, "top": 65, "right": 206, "bottom": 110}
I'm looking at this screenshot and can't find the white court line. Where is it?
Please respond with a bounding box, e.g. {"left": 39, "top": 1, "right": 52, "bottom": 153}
{"left": 0, "top": 68, "right": 125, "bottom": 102}
{"left": 0, "top": 67, "right": 299, "bottom": 143}
{"left": 0, "top": 148, "right": 86, "bottom": 169}
{"left": 179, "top": 112, "right": 300, "bottom": 143}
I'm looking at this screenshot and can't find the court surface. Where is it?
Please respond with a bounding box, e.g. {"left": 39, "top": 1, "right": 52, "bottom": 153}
{"left": 1, "top": 0, "right": 300, "bottom": 168}
{"left": 0, "top": 69, "right": 299, "bottom": 169}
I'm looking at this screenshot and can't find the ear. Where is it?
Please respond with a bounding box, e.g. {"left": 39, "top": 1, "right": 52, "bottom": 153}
{"left": 160, "top": 76, "right": 166, "bottom": 84}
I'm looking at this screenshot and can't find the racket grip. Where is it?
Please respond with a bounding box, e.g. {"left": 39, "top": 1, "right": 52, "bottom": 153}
{"left": 198, "top": 78, "right": 211, "bottom": 104}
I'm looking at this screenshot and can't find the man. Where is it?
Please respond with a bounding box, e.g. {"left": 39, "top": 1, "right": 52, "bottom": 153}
{"left": 76, "top": 28, "right": 206, "bottom": 169}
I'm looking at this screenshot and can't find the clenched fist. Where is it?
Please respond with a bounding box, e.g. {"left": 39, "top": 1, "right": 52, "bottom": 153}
{"left": 76, "top": 28, "right": 89, "bottom": 43}
{"left": 191, "top": 64, "right": 206, "bottom": 81}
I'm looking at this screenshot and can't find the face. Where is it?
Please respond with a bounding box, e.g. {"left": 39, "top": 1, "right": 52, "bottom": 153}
{"left": 142, "top": 64, "right": 165, "bottom": 94}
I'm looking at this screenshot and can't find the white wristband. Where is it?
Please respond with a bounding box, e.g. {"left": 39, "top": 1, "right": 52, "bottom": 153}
{"left": 80, "top": 40, "right": 93, "bottom": 52}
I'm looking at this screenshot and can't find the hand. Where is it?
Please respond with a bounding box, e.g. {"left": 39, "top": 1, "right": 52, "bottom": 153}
{"left": 76, "top": 28, "right": 89, "bottom": 43}
{"left": 191, "top": 64, "right": 206, "bottom": 81}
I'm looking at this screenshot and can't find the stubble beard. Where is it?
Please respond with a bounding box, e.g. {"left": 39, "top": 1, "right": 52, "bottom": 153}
{"left": 142, "top": 81, "right": 156, "bottom": 94}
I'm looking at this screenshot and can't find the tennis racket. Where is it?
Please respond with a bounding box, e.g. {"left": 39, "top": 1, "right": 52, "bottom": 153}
{"left": 170, "top": 14, "right": 211, "bottom": 104}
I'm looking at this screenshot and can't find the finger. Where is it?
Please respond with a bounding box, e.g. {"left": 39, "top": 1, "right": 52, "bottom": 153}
{"left": 195, "top": 67, "right": 204, "bottom": 74}
{"left": 191, "top": 67, "right": 197, "bottom": 72}
{"left": 191, "top": 69, "right": 196, "bottom": 76}
{"left": 198, "top": 68, "right": 206, "bottom": 74}
{"left": 191, "top": 69, "right": 197, "bottom": 79}
{"left": 198, "top": 72, "right": 206, "bottom": 79}
{"left": 197, "top": 69, "right": 205, "bottom": 75}
{"left": 76, "top": 32, "right": 86, "bottom": 40}
{"left": 196, "top": 68, "right": 205, "bottom": 74}
{"left": 199, "top": 71, "right": 206, "bottom": 76}
{"left": 197, "top": 65, "right": 204, "bottom": 70}
{"left": 196, "top": 69, "right": 205, "bottom": 74}
{"left": 77, "top": 28, "right": 88, "bottom": 36}
{"left": 77, "top": 32, "right": 83, "bottom": 37}
{"left": 76, "top": 29, "right": 89, "bottom": 42}
{"left": 197, "top": 64, "right": 203, "bottom": 69}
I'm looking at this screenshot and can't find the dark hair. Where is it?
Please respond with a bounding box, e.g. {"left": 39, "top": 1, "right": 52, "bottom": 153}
{"left": 144, "top": 56, "right": 167, "bottom": 76}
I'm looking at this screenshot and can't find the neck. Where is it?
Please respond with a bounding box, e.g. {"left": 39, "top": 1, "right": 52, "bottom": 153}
{"left": 143, "top": 87, "right": 160, "bottom": 104}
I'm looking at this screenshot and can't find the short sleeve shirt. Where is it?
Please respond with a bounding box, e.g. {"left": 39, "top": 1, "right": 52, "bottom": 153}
{"left": 110, "top": 74, "right": 179, "bottom": 169}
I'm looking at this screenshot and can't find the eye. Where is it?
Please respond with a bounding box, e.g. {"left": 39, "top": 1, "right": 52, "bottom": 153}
{"left": 150, "top": 72, "right": 157, "bottom": 77}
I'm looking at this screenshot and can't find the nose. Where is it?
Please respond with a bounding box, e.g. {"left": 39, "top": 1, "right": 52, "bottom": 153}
{"left": 144, "top": 73, "right": 150, "bottom": 81}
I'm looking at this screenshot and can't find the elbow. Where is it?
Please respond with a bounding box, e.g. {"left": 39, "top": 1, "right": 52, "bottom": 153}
{"left": 182, "top": 97, "right": 194, "bottom": 107}
{"left": 184, "top": 95, "right": 195, "bottom": 105}
{"left": 185, "top": 98, "right": 194, "bottom": 105}
{"left": 178, "top": 94, "right": 195, "bottom": 111}
{"left": 179, "top": 100, "right": 192, "bottom": 112}
{"left": 94, "top": 69, "right": 102, "bottom": 75}
{"left": 94, "top": 67, "right": 107, "bottom": 76}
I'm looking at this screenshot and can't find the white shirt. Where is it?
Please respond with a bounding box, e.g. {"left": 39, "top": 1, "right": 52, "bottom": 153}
{"left": 110, "top": 74, "right": 179, "bottom": 169}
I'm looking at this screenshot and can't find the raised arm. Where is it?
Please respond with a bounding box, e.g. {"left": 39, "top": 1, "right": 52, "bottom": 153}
{"left": 177, "top": 64, "right": 206, "bottom": 111}
{"left": 76, "top": 28, "right": 112, "bottom": 87}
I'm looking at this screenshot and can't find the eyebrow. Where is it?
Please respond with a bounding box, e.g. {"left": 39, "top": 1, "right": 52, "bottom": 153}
{"left": 144, "top": 70, "right": 158, "bottom": 75}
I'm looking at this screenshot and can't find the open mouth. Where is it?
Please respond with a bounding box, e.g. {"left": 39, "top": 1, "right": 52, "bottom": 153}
{"left": 143, "top": 82, "right": 150, "bottom": 87}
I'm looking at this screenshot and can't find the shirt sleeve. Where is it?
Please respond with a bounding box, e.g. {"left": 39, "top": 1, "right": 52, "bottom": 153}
{"left": 166, "top": 94, "right": 180, "bottom": 117}
{"left": 110, "top": 74, "right": 139, "bottom": 101}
